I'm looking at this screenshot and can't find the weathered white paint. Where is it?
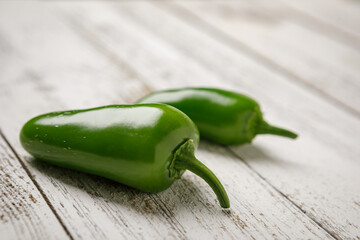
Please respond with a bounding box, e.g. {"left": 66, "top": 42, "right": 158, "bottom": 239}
{"left": 0, "top": 1, "right": 358, "bottom": 239}
{"left": 0, "top": 136, "right": 69, "bottom": 240}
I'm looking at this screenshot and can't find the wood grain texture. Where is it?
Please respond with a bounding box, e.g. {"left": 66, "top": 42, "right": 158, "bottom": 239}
{"left": 0, "top": 134, "right": 69, "bottom": 240}
{"left": 0, "top": 1, "right": 337, "bottom": 239}
{"left": 57, "top": 1, "right": 360, "bottom": 239}
{"left": 173, "top": 0, "right": 360, "bottom": 117}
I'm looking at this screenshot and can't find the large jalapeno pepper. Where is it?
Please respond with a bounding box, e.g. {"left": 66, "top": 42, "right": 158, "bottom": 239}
{"left": 137, "top": 88, "right": 298, "bottom": 145}
{"left": 20, "top": 104, "right": 230, "bottom": 208}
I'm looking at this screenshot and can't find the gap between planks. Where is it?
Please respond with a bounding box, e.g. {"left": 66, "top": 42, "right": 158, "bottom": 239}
{"left": 0, "top": 130, "right": 75, "bottom": 240}
{"left": 156, "top": 2, "right": 360, "bottom": 120}
{"left": 63, "top": 12, "right": 339, "bottom": 240}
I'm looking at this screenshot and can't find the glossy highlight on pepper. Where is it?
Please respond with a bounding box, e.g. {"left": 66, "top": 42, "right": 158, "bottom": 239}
{"left": 137, "top": 88, "right": 298, "bottom": 145}
{"left": 20, "top": 104, "right": 230, "bottom": 208}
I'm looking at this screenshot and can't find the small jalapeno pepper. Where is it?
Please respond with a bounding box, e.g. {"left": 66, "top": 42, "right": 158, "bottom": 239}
{"left": 137, "top": 88, "right": 298, "bottom": 145}
{"left": 20, "top": 104, "right": 229, "bottom": 208}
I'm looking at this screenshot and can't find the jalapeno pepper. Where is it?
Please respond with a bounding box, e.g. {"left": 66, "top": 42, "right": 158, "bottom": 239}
{"left": 20, "top": 104, "right": 230, "bottom": 208}
{"left": 137, "top": 88, "right": 298, "bottom": 145}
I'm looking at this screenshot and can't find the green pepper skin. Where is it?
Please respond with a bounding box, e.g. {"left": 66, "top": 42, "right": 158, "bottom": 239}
{"left": 20, "top": 104, "right": 230, "bottom": 208}
{"left": 137, "top": 88, "right": 298, "bottom": 145}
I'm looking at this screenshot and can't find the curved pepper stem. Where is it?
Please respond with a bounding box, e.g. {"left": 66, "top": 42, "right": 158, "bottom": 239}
{"left": 258, "top": 121, "right": 298, "bottom": 139}
{"left": 173, "top": 140, "right": 230, "bottom": 208}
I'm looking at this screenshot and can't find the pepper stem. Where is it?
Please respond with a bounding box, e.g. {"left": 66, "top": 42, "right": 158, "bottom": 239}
{"left": 173, "top": 140, "right": 230, "bottom": 208}
{"left": 257, "top": 121, "right": 298, "bottom": 139}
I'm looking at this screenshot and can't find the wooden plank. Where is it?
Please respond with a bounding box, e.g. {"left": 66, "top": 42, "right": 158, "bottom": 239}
{"left": 59, "top": 1, "right": 360, "bottom": 239}
{"left": 0, "top": 134, "right": 70, "bottom": 240}
{"left": 172, "top": 0, "right": 360, "bottom": 116}
{"left": 0, "top": 2, "right": 334, "bottom": 239}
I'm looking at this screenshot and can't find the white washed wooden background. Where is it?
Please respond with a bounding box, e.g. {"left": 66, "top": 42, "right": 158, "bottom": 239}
{"left": 0, "top": 0, "right": 359, "bottom": 239}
